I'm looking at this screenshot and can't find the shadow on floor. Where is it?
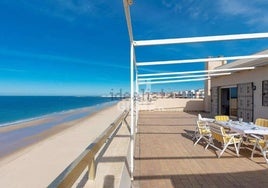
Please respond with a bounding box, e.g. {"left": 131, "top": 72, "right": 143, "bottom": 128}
{"left": 103, "top": 175, "right": 114, "bottom": 188}
{"left": 135, "top": 169, "right": 268, "bottom": 188}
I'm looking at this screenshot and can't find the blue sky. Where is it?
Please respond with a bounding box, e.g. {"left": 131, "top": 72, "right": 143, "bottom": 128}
{"left": 0, "top": 0, "right": 268, "bottom": 96}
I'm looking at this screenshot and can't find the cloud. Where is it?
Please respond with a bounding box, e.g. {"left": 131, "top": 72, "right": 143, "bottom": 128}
{"left": 133, "top": 0, "right": 216, "bottom": 39}
{"left": 156, "top": 0, "right": 268, "bottom": 33}
{"left": 20, "top": 0, "right": 116, "bottom": 22}
{"left": 216, "top": 0, "right": 268, "bottom": 28}
{"left": 161, "top": 0, "right": 182, "bottom": 12}
{"left": 218, "top": 0, "right": 253, "bottom": 16}
{"left": 161, "top": 0, "right": 210, "bottom": 21}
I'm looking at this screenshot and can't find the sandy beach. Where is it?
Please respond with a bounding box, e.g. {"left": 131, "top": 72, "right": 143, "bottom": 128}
{"left": 0, "top": 101, "right": 126, "bottom": 187}
{"left": 0, "top": 101, "right": 117, "bottom": 159}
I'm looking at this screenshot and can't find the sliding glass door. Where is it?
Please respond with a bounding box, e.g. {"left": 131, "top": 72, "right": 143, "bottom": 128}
{"left": 220, "top": 87, "right": 238, "bottom": 118}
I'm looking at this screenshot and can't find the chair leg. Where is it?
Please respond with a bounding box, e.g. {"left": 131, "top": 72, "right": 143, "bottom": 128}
{"left": 251, "top": 142, "right": 258, "bottom": 159}
{"left": 238, "top": 140, "right": 242, "bottom": 151}
{"left": 205, "top": 141, "right": 210, "bottom": 150}
{"left": 219, "top": 138, "right": 237, "bottom": 158}
{"left": 262, "top": 151, "right": 268, "bottom": 164}
{"left": 250, "top": 140, "right": 268, "bottom": 164}
{"left": 234, "top": 142, "right": 241, "bottom": 157}
{"left": 218, "top": 144, "right": 229, "bottom": 158}
{"left": 205, "top": 137, "right": 213, "bottom": 150}
{"left": 206, "top": 137, "right": 219, "bottom": 151}
{"left": 258, "top": 145, "right": 268, "bottom": 164}
{"left": 194, "top": 136, "right": 202, "bottom": 146}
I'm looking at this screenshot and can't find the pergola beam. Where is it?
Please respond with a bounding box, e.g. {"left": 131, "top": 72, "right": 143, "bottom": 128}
{"left": 138, "top": 73, "right": 231, "bottom": 81}
{"left": 138, "top": 67, "right": 255, "bottom": 77}
{"left": 134, "top": 32, "right": 268, "bottom": 46}
{"left": 137, "top": 54, "right": 268, "bottom": 66}
{"left": 139, "top": 78, "right": 209, "bottom": 85}
{"left": 123, "top": 0, "right": 134, "bottom": 42}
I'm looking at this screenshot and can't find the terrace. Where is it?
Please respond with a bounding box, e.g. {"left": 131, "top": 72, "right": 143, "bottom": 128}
{"left": 61, "top": 107, "right": 268, "bottom": 187}
{"left": 133, "top": 111, "right": 268, "bottom": 187}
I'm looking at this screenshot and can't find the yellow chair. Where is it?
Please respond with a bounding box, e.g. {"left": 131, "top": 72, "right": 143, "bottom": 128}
{"left": 193, "top": 121, "right": 211, "bottom": 149}
{"left": 249, "top": 134, "right": 268, "bottom": 164}
{"left": 208, "top": 124, "right": 242, "bottom": 158}
{"left": 214, "top": 115, "right": 229, "bottom": 122}
{"left": 255, "top": 118, "right": 268, "bottom": 127}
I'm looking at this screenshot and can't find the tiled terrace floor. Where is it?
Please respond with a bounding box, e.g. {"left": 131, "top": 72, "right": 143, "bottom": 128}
{"left": 134, "top": 111, "right": 268, "bottom": 188}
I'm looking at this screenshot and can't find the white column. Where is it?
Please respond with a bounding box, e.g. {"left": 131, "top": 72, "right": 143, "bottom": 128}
{"left": 130, "top": 43, "right": 134, "bottom": 179}
{"left": 135, "top": 74, "right": 139, "bottom": 133}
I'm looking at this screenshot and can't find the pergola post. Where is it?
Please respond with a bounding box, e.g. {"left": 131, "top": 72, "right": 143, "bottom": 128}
{"left": 135, "top": 74, "right": 139, "bottom": 133}
{"left": 130, "top": 42, "right": 135, "bottom": 180}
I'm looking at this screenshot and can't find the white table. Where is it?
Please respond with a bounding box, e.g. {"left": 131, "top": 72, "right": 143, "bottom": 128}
{"left": 215, "top": 121, "right": 268, "bottom": 135}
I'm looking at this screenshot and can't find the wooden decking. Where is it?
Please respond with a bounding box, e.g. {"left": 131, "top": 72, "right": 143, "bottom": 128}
{"left": 133, "top": 111, "right": 268, "bottom": 188}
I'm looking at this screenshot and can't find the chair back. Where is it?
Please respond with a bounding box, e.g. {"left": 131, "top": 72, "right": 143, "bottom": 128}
{"left": 215, "top": 115, "right": 229, "bottom": 122}
{"left": 209, "top": 124, "right": 227, "bottom": 144}
{"left": 255, "top": 118, "right": 268, "bottom": 127}
{"left": 196, "top": 120, "right": 209, "bottom": 135}
{"left": 198, "top": 114, "right": 202, "bottom": 121}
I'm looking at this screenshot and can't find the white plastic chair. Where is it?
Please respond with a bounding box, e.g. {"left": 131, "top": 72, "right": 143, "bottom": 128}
{"left": 198, "top": 114, "right": 215, "bottom": 123}
{"left": 249, "top": 134, "right": 268, "bottom": 164}
{"left": 193, "top": 120, "right": 211, "bottom": 149}
{"left": 208, "top": 124, "right": 242, "bottom": 158}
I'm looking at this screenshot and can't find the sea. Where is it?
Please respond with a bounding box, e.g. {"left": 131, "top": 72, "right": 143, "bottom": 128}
{"left": 0, "top": 96, "right": 117, "bottom": 126}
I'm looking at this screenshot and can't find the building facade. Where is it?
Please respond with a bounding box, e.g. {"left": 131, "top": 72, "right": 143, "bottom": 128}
{"left": 205, "top": 50, "right": 268, "bottom": 122}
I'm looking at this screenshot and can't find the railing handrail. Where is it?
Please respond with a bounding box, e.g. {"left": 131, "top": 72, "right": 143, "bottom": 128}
{"left": 48, "top": 110, "right": 129, "bottom": 188}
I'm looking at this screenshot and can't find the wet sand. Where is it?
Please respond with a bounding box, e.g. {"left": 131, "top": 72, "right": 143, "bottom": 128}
{"left": 0, "top": 101, "right": 126, "bottom": 187}
{"left": 0, "top": 101, "right": 117, "bottom": 159}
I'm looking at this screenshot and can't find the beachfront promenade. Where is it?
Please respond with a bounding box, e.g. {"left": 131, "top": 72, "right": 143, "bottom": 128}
{"left": 133, "top": 111, "right": 268, "bottom": 187}
{"left": 0, "top": 103, "right": 129, "bottom": 187}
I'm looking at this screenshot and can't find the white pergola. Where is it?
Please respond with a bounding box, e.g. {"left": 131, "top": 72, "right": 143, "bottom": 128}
{"left": 122, "top": 0, "right": 268, "bottom": 179}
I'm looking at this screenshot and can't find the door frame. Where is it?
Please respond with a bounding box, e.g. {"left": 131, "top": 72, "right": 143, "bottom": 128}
{"left": 218, "top": 85, "right": 238, "bottom": 118}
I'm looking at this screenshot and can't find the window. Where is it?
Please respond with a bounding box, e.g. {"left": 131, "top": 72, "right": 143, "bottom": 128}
{"left": 263, "top": 80, "right": 268, "bottom": 106}
{"left": 230, "top": 87, "right": 238, "bottom": 99}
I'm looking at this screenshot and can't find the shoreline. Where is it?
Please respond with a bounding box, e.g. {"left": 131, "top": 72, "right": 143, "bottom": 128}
{"left": 0, "top": 101, "right": 119, "bottom": 160}
{"left": 0, "top": 100, "right": 117, "bottom": 128}
{"left": 0, "top": 101, "right": 126, "bottom": 187}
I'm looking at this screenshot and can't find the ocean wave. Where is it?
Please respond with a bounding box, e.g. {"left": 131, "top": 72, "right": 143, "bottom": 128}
{"left": 0, "top": 100, "right": 117, "bottom": 128}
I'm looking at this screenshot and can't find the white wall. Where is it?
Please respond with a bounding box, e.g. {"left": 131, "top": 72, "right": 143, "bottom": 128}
{"left": 204, "top": 60, "right": 227, "bottom": 112}
{"left": 139, "top": 98, "right": 204, "bottom": 112}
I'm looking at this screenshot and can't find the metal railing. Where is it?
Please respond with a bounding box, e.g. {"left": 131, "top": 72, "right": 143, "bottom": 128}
{"left": 48, "top": 110, "right": 129, "bottom": 188}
